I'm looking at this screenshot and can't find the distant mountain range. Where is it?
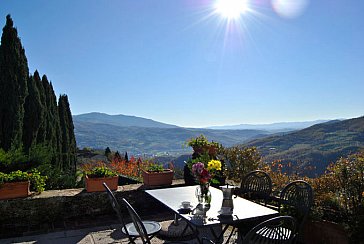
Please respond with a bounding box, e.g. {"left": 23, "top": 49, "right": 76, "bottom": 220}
{"left": 73, "top": 112, "right": 276, "bottom": 155}
{"left": 207, "top": 120, "right": 331, "bottom": 132}
{"left": 73, "top": 112, "right": 364, "bottom": 176}
{"left": 246, "top": 116, "right": 364, "bottom": 176}
{"left": 73, "top": 112, "right": 178, "bottom": 128}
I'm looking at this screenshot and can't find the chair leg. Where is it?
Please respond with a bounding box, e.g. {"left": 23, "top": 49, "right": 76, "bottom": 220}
{"left": 225, "top": 226, "right": 235, "bottom": 243}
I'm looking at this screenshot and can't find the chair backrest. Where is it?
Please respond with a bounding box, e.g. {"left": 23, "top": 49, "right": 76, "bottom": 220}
{"left": 244, "top": 216, "right": 297, "bottom": 244}
{"left": 122, "top": 198, "right": 151, "bottom": 244}
{"left": 240, "top": 170, "right": 272, "bottom": 201}
{"left": 103, "top": 182, "right": 132, "bottom": 241}
{"left": 279, "top": 180, "right": 313, "bottom": 240}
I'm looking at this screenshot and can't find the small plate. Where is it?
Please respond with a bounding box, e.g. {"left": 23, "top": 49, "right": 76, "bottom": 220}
{"left": 124, "top": 221, "right": 161, "bottom": 236}
{"left": 218, "top": 209, "right": 233, "bottom": 216}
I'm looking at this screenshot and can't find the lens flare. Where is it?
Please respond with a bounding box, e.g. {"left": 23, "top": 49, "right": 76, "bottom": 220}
{"left": 215, "top": 0, "right": 249, "bottom": 19}
{"left": 272, "top": 0, "right": 309, "bottom": 19}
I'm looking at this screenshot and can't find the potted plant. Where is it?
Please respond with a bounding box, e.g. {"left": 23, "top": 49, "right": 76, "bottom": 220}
{"left": 0, "top": 169, "right": 47, "bottom": 200}
{"left": 184, "top": 135, "right": 225, "bottom": 186}
{"left": 142, "top": 163, "right": 174, "bottom": 187}
{"left": 85, "top": 166, "right": 118, "bottom": 192}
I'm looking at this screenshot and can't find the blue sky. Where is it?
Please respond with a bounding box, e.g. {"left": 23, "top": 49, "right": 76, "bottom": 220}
{"left": 1, "top": 0, "right": 363, "bottom": 127}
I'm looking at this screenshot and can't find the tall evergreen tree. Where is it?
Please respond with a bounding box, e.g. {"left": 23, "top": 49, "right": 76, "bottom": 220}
{"left": 105, "top": 147, "right": 111, "bottom": 157}
{"left": 58, "top": 94, "right": 76, "bottom": 172}
{"left": 33, "top": 70, "right": 47, "bottom": 145}
{"left": 42, "top": 75, "right": 62, "bottom": 168}
{"left": 23, "top": 75, "right": 43, "bottom": 152}
{"left": 0, "top": 15, "right": 29, "bottom": 150}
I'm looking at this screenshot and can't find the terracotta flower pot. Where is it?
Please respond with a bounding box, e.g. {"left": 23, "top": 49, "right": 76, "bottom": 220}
{"left": 0, "top": 181, "right": 30, "bottom": 200}
{"left": 142, "top": 169, "right": 173, "bottom": 187}
{"left": 85, "top": 176, "right": 119, "bottom": 192}
{"left": 303, "top": 220, "right": 348, "bottom": 244}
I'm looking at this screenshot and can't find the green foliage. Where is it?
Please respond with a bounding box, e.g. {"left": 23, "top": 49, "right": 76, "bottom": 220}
{"left": 187, "top": 134, "right": 222, "bottom": 159}
{"left": 186, "top": 135, "right": 225, "bottom": 185}
{"left": 23, "top": 75, "right": 43, "bottom": 152}
{"left": 0, "top": 15, "right": 29, "bottom": 150}
{"left": 328, "top": 151, "right": 364, "bottom": 214}
{"left": 222, "top": 146, "right": 261, "bottom": 183}
{"left": 36, "top": 163, "right": 77, "bottom": 190}
{"left": 0, "top": 147, "right": 27, "bottom": 167}
{"left": 85, "top": 166, "right": 117, "bottom": 178}
{"left": 28, "top": 168, "right": 47, "bottom": 192}
{"left": 146, "top": 163, "right": 165, "bottom": 172}
{"left": 42, "top": 76, "right": 62, "bottom": 168}
{"left": 58, "top": 94, "right": 77, "bottom": 173}
{"left": 28, "top": 144, "right": 53, "bottom": 165}
{"left": 0, "top": 169, "right": 47, "bottom": 193}
{"left": 0, "top": 170, "right": 29, "bottom": 183}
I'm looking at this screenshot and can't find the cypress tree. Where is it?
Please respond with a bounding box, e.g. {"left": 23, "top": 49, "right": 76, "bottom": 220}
{"left": 0, "top": 15, "right": 29, "bottom": 150}
{"left": 33, "top": 70, "right": 47, "bottom": 144}
{"left": 58, "top": 94, "right": 76, "bottom": 172}
{"left": 124, "top": 151, "right": 129, "bottom": 162}
{"left": 42, "top": 75, "right": 62, "bottom": 168}
{"left": 23, "top": 75, "right": 43, "bottom": 152}
{"left": 105, "top": 147, "right": 111, "bottom": 157}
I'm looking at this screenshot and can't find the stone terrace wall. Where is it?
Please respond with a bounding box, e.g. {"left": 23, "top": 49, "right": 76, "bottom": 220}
{"left": 0, "top": 180, "right": 184, "bottom": 238}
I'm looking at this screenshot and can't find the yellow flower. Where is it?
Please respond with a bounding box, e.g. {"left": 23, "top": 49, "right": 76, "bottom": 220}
{"left": 207, "top": 160, "right": 222, "bottom": 171}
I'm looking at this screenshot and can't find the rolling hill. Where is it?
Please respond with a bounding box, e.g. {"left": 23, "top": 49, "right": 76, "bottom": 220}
{"left": 73, "top": 112, "right": 178, "bottom": 128}
{"left": 74, "top": 120, "right": 270, "bottom": 156}
{"left": 246, "top": 116, "right": 364, "bottom": 175}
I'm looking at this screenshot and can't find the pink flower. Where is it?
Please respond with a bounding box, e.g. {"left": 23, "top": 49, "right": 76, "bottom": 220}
{"left": 192, "top": 162, "right": 212, "bottom": 184}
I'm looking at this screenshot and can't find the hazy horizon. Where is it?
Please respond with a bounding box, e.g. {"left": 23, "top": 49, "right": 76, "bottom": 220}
{"left": 73, "top": 111, "right": 354, "bottom": 128}
{"left": 1, "top": 0, "right": 363, "bottom": 127}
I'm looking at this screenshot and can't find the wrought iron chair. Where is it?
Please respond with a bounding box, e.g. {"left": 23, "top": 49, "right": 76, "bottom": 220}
{"left": 121, "top": 198, "right": 162, "bottom": 244}
{"left": 240, "top": 170, "right": 272, "bottom": 205}
{"left": 224, "top": 170, "right": 273, "bottom": 242}
{"left": 279, "top": 180, "right": 313, "bottom": 243}
{"left": 202, "top": 216, "right": 296, "bottom": 244}
{"left": 103, "top": 183, "right": 161, "bottom": 244}
{"left": 243, "top": 216, "right": 297, "bottom": 244}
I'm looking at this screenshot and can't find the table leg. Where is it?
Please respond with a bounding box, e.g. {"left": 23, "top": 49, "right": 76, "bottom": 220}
{"left": 209, "top": 224, "right": 230, "bottom": 244}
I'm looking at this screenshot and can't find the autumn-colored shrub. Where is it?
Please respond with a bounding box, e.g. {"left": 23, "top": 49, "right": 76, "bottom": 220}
{"left": 110, "top": 156, "right": 146, "bottom": 179}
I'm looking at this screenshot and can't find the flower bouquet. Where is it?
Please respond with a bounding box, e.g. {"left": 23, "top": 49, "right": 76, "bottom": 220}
{"left": 192, "top": 160, "right": 222, "bottom": 206}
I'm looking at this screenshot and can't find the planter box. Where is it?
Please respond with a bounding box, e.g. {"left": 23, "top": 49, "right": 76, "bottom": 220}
{"left": 0, "top": 181, "right": 30, "bottom": 200}
{"left": 142, "top": 169, "right": 174, "bottom": 187}
{"left": 304, "top": 220, "right": 348, "bottom": 244}
{"left": 85, "top": 176, "right": 119, "bottom": 192}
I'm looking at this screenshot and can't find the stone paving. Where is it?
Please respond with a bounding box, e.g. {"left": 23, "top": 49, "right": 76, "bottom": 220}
{"left": 0, "top": 219, "right": 239, "bottom": 244}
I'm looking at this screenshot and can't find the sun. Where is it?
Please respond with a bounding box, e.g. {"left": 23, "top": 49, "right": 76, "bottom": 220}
{"left": 215, "top": 0, "right": 249, "bottom": 19}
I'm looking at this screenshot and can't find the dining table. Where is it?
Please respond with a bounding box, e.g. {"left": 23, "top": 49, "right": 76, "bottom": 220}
{"left": 145, "top": 185, "right": 279, "bottom": 243}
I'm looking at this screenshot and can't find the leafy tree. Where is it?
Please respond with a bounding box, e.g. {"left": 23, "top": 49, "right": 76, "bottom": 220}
{"left": 222, "top": 146, "right": 261, "bottom": 183}
{"left": 0, "top": 15, "right": 29, "bottom": 150}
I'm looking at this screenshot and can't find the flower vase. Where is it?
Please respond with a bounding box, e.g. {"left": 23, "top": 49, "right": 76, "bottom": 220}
{"left": 195, "top": 183, "right": 211, "bottom": 207}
